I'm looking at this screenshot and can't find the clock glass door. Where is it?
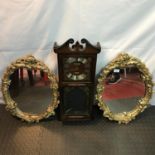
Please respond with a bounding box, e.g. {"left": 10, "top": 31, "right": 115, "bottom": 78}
{"left": 62, "top": 86, "right": 91, "bottom": 116}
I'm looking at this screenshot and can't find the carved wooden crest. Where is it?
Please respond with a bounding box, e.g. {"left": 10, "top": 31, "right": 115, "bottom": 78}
{"left": 54, "top": 38, "right": 101, "bottom": 54}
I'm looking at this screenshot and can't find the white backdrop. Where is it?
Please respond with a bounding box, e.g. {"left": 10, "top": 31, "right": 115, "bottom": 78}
{"left": 0, "top": 0, "right": 155, "bottom": 104}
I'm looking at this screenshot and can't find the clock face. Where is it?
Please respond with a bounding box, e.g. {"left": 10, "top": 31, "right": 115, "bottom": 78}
{"left": 63, "top": 57, "right": 91, "bottom": 81}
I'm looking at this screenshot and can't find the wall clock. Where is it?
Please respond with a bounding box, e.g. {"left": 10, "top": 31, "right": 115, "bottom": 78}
{"left": 54, "top": 38, "right": 101, "bottom": 121}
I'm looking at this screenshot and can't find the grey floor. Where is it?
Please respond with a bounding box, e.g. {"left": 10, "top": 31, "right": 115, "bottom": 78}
{"left": 0, "top": 105, "right": 155, "bottom": 155}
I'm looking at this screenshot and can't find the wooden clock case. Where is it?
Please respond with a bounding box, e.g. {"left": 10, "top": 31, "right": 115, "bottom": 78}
{"left": 54, "top": 39, "right": 101, "bottom": 121}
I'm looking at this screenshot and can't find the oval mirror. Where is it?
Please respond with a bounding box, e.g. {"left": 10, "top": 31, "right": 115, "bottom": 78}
{"left": 96, "top": 53, "right": 153, "bottom": 124}
{"left": 1, "top": 55, "right": 59, "bottom": 122}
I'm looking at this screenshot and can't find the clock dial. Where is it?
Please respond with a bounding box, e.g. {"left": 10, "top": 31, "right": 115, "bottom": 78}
{"left": 63, "top": 57, "right": 91, "bottom": 81}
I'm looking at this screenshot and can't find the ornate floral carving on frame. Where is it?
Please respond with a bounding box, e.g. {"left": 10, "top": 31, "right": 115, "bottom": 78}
{"left": 1, "top": 55, "right": 59, "bottom": 122}
{"left": 96, "top": 53, "right": 153, "bottom": 124}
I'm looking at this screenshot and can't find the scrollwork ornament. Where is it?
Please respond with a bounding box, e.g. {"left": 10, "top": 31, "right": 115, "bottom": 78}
{"left": 96, "top": 53, "right": 153, "bottom": 124}
{"left": 1, "top": 55, "right": 59, "bottom": 123}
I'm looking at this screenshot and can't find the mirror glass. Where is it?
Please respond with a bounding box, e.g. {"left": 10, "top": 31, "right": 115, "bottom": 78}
{"left": 102, "top": 66, "right": 145, "bottom": 113}
{"left": 9, "top": 68, "right": 52, "bottom": 114}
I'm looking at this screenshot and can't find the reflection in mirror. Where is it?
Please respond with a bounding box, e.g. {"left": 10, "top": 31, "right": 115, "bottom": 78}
{"left": 9, "top": 68, "right": 52, "bottom": 114}
{"left": 102, "top": 66, "right": 145, "bottom": 113}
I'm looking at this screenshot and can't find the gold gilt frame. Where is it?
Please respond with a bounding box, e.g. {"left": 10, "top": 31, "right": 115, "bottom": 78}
{"left": 1, "top": 55, "right": 59, "bottom": 122}
{"left": 96, "top": 53, "right": 153, "bottom": 124}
